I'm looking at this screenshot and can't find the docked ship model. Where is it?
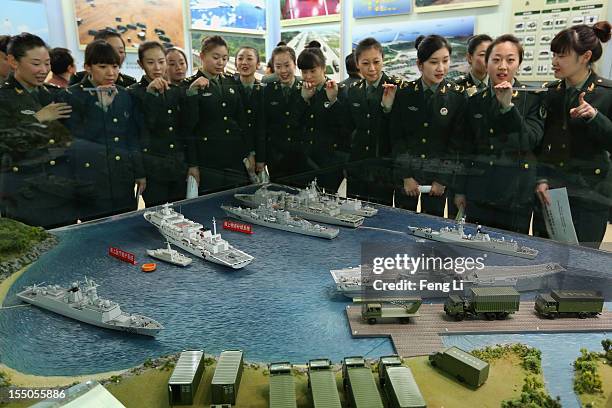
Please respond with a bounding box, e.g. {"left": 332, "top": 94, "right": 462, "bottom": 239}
{"left": 147, "top": 241, "right": 193, "bottom": 266}
{"left": 221, "top": 203, "right": 340, "bottom": 239}
{"left": 331, "top": 262, "right": 565, "bottom": 298}
{"left": 16, "top": 277, "right": 163, "bottom": 336}
{"left": 143, "top": 204, "right": 253, "bottom": 269}
{"left": 408, "top": 218, "right": 539, "bottom": 259}
{"left": 234, "top": 180, "right": 365, "bottom": 228}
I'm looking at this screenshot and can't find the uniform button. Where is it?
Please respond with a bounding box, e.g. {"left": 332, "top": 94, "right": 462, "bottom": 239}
{"left": 49, "top": 139, "right": 55, "bottom": 144}
{"left": 559, "top": 162, "right": 564, "bottom": 167}
{"left": 310, "top": 128, "right": 314, "bottom": 132}
{"left": 309, "top": 140, "right": 313, "bottom": 145}
{"left": 169, "top": 126, "right": 174, "bottom": 131}
{"left": 422, "top": 138, "right": 427, "bottom": 143}
{"left": 367, "top": 130, "right": 370, "bottom": 135}
{"left": 114, "top": 137, "right": 119, "bottom": 142}
{"left": 595, "top": 168, "right": 601, "bottom": 175}
{"left": 286, "top": 125, "right": 290, "bottom": 129}
{"left": 562, "top": 125, "right": 567, "bottom": 130}
{"left": 223, "top": 116, "right": 227, "bottom": 121}
{"left": 247, "top": 109, "right": 252, "bottom": 114}
{"left": 489, "top": 161, "right": 494, "bottom": 166}
{"left": 489, "top": 128, "right": 494, "bottom": 134}
{"left": 169, "top": 144, "right": 174, "bottom": 149}
{"left": 287, "top": 137, "right": 291, "bottom": 141}
{"left": 333, "top": 143, "right": 337, "bottom": 148}
{"left": 12, "top": 166, "right": 18, "bottom": 172}
{"left": 49, "top": 160, "right": 55, "bottom": 166}
{"left": 248, "top": 123, "right": 252, "bottom": 127}
{"left": 203, "top": 137, "right": 208, "bottom": 141}
{"left": 167, "top": 109, "right": 172, "bottom": 114}
{"left": 115, "top": 155, "right": 121, "bottom": 161}
{"left": 561, "top": 144, "right": 566, "bottom": 149}
{"left": 421, "top": 154, "right": 426, "bottom": 159}
{"left": 85, "top": 162, "right": 90, "bottom": 168}
{"left": 226, "top": 129, "right": 230, "bottom": 134}
{"left": 113, "top": 118, "right": 118, "bottom": 123}
{"left": 222, "top": 102, "right": 226, "bottom": 107}
{"left": 366, "top": 114, "right": 370, "bottom": 118}
{"left": 423, "top": 122, "right": 429, "bottom": 128}
{"left": 524, "top": 163, "right": 529, "bottom": 169}
{"left": 285, "top": 111, "right": 290, "bottom": 116}
{"left": 490, "top": 144, "right": 494, "bottom": 150}
{"left": 310, "top": 114, "right": 314, "bottom": 118}
{"left": 143, "top": 148, "right": 148, "bottom": 152}
{"left": 365, "top": 146, "right": 369, "bottom": 151}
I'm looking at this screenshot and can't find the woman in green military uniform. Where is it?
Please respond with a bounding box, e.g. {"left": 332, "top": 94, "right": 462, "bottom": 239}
{"left": 58, "top": 40, "right": 145, "bottom": 221}
{"left": 165, "top": 47, "right": 188, "bottom": 86}
{"left": 0, "top": 33, "right": 74, "bottom": 227}
{"left": 235, "top": 46, "right": 266, "bottom": 180}
{"left": 262, "top": 44, "right": 306, "bottom": 183}
{"left": 390, "top": 35, "right": 466, "bottom": 216}
{"left": 535, "top": 21, "right": 612, "bottom": 248}
{"left": 461, "top": 34, "right": 544, "bottom": 234}
{"left": 331, "top": 37, "right": 398, "bottom": 205}
{"left": 128, "top": 41, "right": 190, "bottom": 206}
{"left": 454, "top": 34, "right": 492, "bottom": 91}
{"left": 294, "top": 41, "right": 345, "bottom": 191}
{"left": 181, "top": 35, "right": 250, "bottom": 193}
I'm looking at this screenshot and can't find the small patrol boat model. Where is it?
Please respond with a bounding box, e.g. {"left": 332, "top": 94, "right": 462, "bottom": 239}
{"left": 234, "top": 180, "right": 364, "bottom": 228}
{"left": 143, "top": 204, "right": 253, "bottom": 269}
{"left": 147, "top": 241, "right": 193, "bottom": 266}
{"left": 222, "top": 203, "right": 339, "bottom": 239}
{"left": 407, "top": 218, "right": 539, "bottom": 259}
{"left": 16, "top": 277, "right": 163, "bottom": 337}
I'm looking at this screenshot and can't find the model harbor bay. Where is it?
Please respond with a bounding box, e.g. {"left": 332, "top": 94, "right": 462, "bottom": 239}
{"left": 408, "top": 218, "right": 539, "bottom": 259}
{"left": 147, "top": 241, "right": 193, "bottom": 266}
{"left": 16, "top": 277, "right": 163, "bottom": 337}
{"left": 234, "top": 180, "right": 368, "bottom": 228}
{"left": 144, "top": 203, "right": 254, "bottom": 269}
{"left": 221, "top": 203, "right": 340, "bottom": 239}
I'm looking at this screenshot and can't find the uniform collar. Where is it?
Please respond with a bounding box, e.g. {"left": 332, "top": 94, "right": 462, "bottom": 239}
{"left": 564, "top": 70, "right": 591, "bottom": 91}
{"left": 470, "top": 71, "right": 488, "bottom": 87}
{"left": 281, "top": 77, "right": 296, "bottom": 88}
{"left": 420, "top": 78, "right": 440, "bottom": 94}
{"left": 366, "top": 74, "right": 383, "bottom": 89}
{"left": 139, "top": 75, "right": 151, "bottom": 86}
{"left": 200, "top": 69, "right": 220, "bottom": 82}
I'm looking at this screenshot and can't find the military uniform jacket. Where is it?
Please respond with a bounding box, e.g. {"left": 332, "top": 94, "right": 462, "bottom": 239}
{"left": 181, "top": 71, "right": 251, "bottom": 170}
{"left": 462, "top": 80, "right": 544, "bottom": 207}
{"left": 390, "top": 78, "right": 466, "bottom": 188}
{"left": 236, "top": 80, "right": 266, "bottom": 162}
{"left": 537, "top": 73, "right": 612, "bottom": 203}
{"left": 57, "top": 78, "right": 145, "bottom": 204}
{"left": 128, "top": 77, "right": 188, "bottom": 181}
{"left": 70, "top": 71, "right": 137, "bottom": 88}
{"left": 262, "top": 79, "right": 304, "bottom": 157}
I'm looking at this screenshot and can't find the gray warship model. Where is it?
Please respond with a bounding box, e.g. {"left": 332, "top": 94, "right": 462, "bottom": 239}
{"left": 331, "top": 262, "right": 565, "bottom": 298}
{"left": 221, "top": 203, "right": 339, "bottom": 239}
{"left": 147, "top": 241, "right": 193, "bottom": 266}
{"left": 298, "top": 179, "right": 378, "bottom": 217}
{"left": 143, "top": 204, "right": 253, "bottom": 269}
{"left": 16, "top": 277, "right": 163, "bottom": 336}
{"left": 408, "top": 218, "right": 539, "bottom": 259}
{"left": 234, "top": 181, "right": 364, "bottom": 228}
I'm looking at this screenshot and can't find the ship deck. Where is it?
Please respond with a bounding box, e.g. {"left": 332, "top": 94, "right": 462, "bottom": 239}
{"left": 346, "top": 302, "right": 612, "bottom": 357}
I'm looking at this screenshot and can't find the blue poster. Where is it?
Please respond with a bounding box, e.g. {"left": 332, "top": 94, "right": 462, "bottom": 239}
{"left": 1, "top": 0, "right": 49, "bottom": 42}
{"left": 353, "top": 0, "right": 412, "bottom": 19}
{"left": 190, "top": 0, "right": 266, "bottom": 31}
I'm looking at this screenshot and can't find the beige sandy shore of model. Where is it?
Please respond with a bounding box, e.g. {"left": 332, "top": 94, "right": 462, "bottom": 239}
{"left": 0, "top": 266, "right": 126, "bottom": 387}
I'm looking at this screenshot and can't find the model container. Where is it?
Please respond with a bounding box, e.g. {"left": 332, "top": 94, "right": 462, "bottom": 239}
{"left": 211, "top": 350, "right": 244, "bottom": 405}
{"left": 341, "top": 356, "right": 383, "bottom": 408}
{"left": 378, "top": 355, "right": 426, "bottom": 408}
{"left": 535, "top": 290, "right": 604, "bottom": 318}
{"left": 168, "top": 349, "right": 205, "bottom": 405}
{"left": 428, "top": 347, "right": 489, "bottom": 387}
{"left": 268, "top": 362, "right": 297, "bottom": 408}
{"left": 444, "top": 287, "right": 520, "bottom": 320}
{"left": 307, "top": 359, "right": 341, "bottom": 408}
{"left": 359, "top": 298, "right": 422, "bottom": 324}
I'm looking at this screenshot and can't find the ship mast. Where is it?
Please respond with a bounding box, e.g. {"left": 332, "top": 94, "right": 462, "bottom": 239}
{"left": 212, "top": 217, "right": 217, "bottom": 235}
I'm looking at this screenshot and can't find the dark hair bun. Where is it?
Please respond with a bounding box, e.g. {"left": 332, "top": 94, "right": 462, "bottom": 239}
{"left": 306, "top": 40, "right": 322, "bottom": 49}
{"left": 276, "top": 41, "right": 287, "bottom": 46}
{"left": 414, "top": 35, "right": 425, "bottom": 50}
{"left": 593, "top": 21, "right": 611, "bottom": 43}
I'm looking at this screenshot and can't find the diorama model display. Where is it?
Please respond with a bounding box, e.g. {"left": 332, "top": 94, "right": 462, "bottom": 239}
{"left": 408, "top": 218, "right": 539, "bottom": 259}
{"left": 359, "top": 298, "right": 423, "bottom": 324}
{"left": 221, "top": 203, "right": 340, "bottom": 239}
{"left": 534, "top": 290, "right": 604, "bottom": 319}
{"left": 146, "top": 241, "right": 193, "bottom": 267}
{"left": 234, "top": 182, "right": 365, "bottom": 228}
{"left": 290, "top": 179, "right": 379, "bottom": 217}
{"left": 16, "top": 277, "right": 163, "bottom": 337}
{"left": 143, "top": 203, "right": 254, "bottom": 269}
{"left": 444, "top": 287, "right": 520, "bottom": 321}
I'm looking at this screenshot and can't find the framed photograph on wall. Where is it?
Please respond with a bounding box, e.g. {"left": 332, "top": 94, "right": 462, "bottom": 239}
{"left": 280, "top": 0, "right": 341, "bottom": 27}
{"left": 2, "top": 0, "right": 49, "bottom": 42}
{"left": 352, "top": 16, "right": 475, "bottom": 81}
{"left": 281, "top": 24, "right": 341, "bottom": 81}
{"left": 190, "top": 0, "right": 266, "bottom": 33}
{"left": 414, "top": 0, "right": 499, "bottom": 13}
{"left": 72, "top": 0, "right": 186, "bottom": 51}
{"left": 191, "top": 30, "right": 266, "bottom": 78}
{"left": 353, "top": 0, "right": 413, "bottom": 19}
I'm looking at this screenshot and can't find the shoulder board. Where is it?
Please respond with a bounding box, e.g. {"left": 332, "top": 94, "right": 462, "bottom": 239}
{"left": 338, "top": 83, "right": 345, "bottom": 88}
{"left": 350, "top": 79, "right": 362, "bottom": 88}
{"left": 545, "top": 80, "right": 562, "bottom": 89}
{"left": 452, "top": 84, "right": 464, "bottom": 93}
{"left": 594, "top": 77, "right": 612, "bottom": 88}
{"left": 44, "top": 82, "right": 61, "bottom": 90}
{"left": 122, "top": 73, "right": 137, "bottom": 82}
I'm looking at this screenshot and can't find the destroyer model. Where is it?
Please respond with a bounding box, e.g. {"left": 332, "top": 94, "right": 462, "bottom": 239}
{"left": 143, "top": 204, "right": 253, "bottom": 269}
{"left": 146, "top": 241, "right": 193, "bottom": 266}
{"left": 297, "top": 179, "right": 378, "bottom": 217}
{"left": 234, "top": 181, "right": 364, "bottom": 228}
{"left": 408, "top": 218, "right": 538, "bottom": 259}
{"left": 221, "top": 203, "right": 339, "bottom": 239}
{"left": 16, "top": 277, "right": 163, "bottom": 336}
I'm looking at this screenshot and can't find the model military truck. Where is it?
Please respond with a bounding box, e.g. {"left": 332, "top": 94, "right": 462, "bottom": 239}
{"left": 341, "top": 356, "right": 383, "bottom": 408}
{"left": 358, "top": 297, "right": 422, "bottom": 324}
{"left": 444, "top": 287, "right": 520, "bottom": 321}
{"left": 429, "top": 346, "right": 489, "bottom": 387}
{"left": 307, "top": 359, "right": 341, "bottom": 408}
{"left": 268, "top": 362, "right": 297, "bottom": 408}
{"left": 378, "top": 355, "right": 426, "bottom": 408}
{"left": 535, "top": 290, "right": 604, "bottom": 319}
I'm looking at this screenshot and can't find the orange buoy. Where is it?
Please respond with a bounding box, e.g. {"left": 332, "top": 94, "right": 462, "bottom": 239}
{"left": 141, "top": 263, "right": 157, "bottom": 272}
